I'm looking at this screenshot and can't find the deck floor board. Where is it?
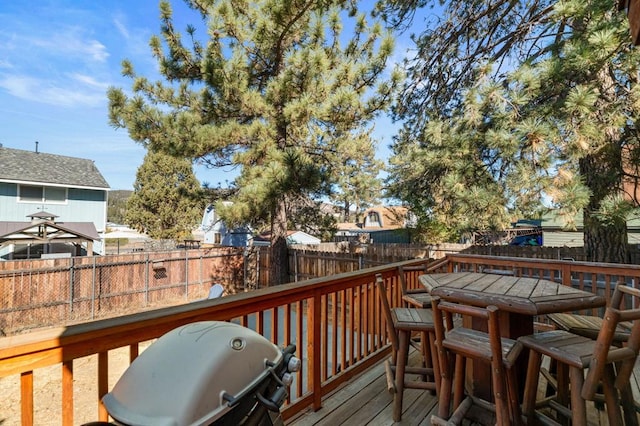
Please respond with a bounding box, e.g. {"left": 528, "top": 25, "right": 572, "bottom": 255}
{"left": 287, "top": 350, "right": 640, "bottom": 425}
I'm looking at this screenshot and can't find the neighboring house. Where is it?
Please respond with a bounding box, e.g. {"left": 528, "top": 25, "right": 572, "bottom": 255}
{"left": 362, "top": 206, "right": 414, "bottom": 230}
{"left": 540, "top": 210, "right": 640, "bottom": 247}
{"left": 253, "top": 230, "right": 321, "bottom": 246}
{"left": 200, "top": 203, "right": 252, "bottom": 247}
{"left": 336, "top": 205, "right": 417, "bottom": 244}
{"left": 0, "top": 146, "right": 110, "bottom": 258}
{"left": 200, "top": 203, "right": 323, "bottom": 247}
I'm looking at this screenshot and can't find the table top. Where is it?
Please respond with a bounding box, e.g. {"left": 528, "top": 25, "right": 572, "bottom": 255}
{"left": 419, "top": 272, "right": 606, "bottom": 316}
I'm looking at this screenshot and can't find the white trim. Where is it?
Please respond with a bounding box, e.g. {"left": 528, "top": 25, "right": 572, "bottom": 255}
{"left": 0, "top": 178, "right": 109, "bottom": 191}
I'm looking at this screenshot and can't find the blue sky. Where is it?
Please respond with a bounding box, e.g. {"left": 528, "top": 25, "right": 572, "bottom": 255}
{"left": 0, "top": 1, "right": 411, "bottom": 190}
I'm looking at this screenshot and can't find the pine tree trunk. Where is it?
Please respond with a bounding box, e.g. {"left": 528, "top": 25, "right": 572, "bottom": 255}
{"left": 269, "top": 198, "right": 289, "bottom": 285}
{"left": 580, "top": 147, "right": 628, "bottom": 264}
{"left": 583, "top": 211, "right": 628, "bottom": 263}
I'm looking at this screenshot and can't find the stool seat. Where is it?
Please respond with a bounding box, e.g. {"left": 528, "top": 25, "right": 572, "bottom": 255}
{"left": 397, "top": 264, "right": 432, "bottom": 309}
{"left": 519, "top": 329, "right": 614, "bottom": 369}
{"left": 402, "top": 293, "right": 433, "bottom": 309}
{"left": 443, "top": 327, "right": 521, "bottom": 365}
{"left": 392, "top": 307, "right": 434, "bottom": 329}
{"left": 547, "top": 312, "right": 632, "bottom": 343}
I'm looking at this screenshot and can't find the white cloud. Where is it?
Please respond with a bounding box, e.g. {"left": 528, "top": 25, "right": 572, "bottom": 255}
{"left": 71, "top": 73, "right": 110, "bottom": 90}
{"left": 113, "top": 16, "right": 130, "bottom": 40}
{"left": 0, "top": 74, "right": 106, "bottom": 107}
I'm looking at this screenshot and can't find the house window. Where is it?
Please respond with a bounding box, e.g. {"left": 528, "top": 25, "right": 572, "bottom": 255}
{"left": 367, "top": 211, "right": 381, "bottom": 227}
{"left": 214, "top": 233, "right": 222, "bottom": 244}
{"left": 19, "top": 185, "right": 67, "bottom": 204}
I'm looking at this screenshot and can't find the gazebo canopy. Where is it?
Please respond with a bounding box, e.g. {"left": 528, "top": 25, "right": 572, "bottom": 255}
{"left": 0, "top": 211, "right": 100, "bottom": 256}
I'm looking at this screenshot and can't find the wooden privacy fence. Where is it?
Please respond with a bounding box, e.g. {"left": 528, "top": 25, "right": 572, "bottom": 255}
{"left": 0, "top": 248, "right": 244, "bottom": 335}
{"left": 463, "top": 244, "right": 640, "bottom": 263}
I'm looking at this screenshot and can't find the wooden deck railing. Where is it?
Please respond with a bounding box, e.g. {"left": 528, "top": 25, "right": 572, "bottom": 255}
{"left": 2, "top": 254, "right": 640, "bottom": 425}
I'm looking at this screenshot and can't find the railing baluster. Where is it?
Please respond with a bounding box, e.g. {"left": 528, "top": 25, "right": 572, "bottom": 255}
{"left": 98, "top": 351, "right": 108, "bottom": 421}
{"left": 270, "top": 307, "right": 278, "bottom": 343}
{"left": 321, "top": 294, "right": 328, "bottom": 382}
{"left": 340, "top": 289, "right": 347, "bottom": 374}
{"left": 284, "top": 303, "right": 291, "bottom": 349}
{"left": 20, "top": 371, "right": 33, "bottom": 426}
{"left": 62, "top": 360, "right": 73, "bottom": 425}
{"left": 349, "top": 287, "right": 355, "bottom": 367}
{"left": 129, "top": 343, "right": 138, "bottom": 363}
{"left": 296, "top": 299, "right": 304, "bottom": 398}
{"left": 331, "top": 292, "right": 338, "bottom": 377}
{"left": 311, "top": 292, "right": 322, "bottom": 410}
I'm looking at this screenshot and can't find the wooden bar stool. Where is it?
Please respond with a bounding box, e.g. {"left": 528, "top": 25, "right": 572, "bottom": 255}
{"left": 375, "top": 273, "right": 439, "bottom": 422}
{"left": 398, "top": 263, "right": 433, "bottom": 309}
{"left": 519, "top": 284, "right": 640, "bottom": 425}
{"left": 430, "top": 297, "right": 523, "bottom": 425}
{"left": 547, "top": 312, "right": 632, "bottom": 344}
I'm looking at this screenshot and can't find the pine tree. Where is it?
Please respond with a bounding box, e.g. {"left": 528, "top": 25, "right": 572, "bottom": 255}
{"left": 383, "top": 0, "right": 640, "bottom": 261}
{"left": 330, "top": 129, "right": 383, "bottom": 222}
{"left": 125, "top": 150, "right": 202, "bottom": 240}
{"left": 109, "top": 0, "right": 399, "bottom": 283}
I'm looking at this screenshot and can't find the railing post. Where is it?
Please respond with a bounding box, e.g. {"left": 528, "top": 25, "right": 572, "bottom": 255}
{"left": 561, "top": 262, "right": 572, "bottom": 287}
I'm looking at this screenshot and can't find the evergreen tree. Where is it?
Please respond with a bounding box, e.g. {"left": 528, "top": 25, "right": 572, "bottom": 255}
{"left": 109, "top": 0, "right": 399, "bottom": 283}
{"left": 329, "top": 129, "right": 383, "bottom": 222}
{"left": 382, "top": 0, "right": 640, "bottom": 261}
{"left": 125, "top": 150, "right": 203, "bottom": 240}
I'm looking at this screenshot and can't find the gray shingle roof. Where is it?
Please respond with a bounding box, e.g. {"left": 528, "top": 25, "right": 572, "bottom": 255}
{"left": 0, "top": 147, "right": 110, "bottom": 189}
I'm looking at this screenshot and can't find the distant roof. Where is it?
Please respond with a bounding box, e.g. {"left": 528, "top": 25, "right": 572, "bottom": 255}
{"left": 0, "top": 146, "right": 109, "bottom": 189}
{"left": 363, "top": 205, "right": 409, "bottom": 229}
{"left": 541, "top": 209, "right": 640, "bottom": 231}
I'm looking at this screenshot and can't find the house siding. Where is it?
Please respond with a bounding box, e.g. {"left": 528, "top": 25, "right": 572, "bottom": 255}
{"left": 542, "top": 231, "right": 584, "bottom": 247}
{"left": 0, "top": 182, "right": 107, "bottom": 232}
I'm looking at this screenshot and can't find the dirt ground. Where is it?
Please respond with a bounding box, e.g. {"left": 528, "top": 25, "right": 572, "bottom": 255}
{"left": 0, "top": 341, "right": 154, "bottom": 425}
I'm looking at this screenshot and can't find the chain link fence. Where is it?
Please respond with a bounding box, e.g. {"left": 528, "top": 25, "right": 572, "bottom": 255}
{"left": 0, "top": 248, "right": 245, "bottom": 335}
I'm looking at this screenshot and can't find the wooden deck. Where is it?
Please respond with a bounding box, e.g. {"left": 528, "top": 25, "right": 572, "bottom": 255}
{"left": 287, "top": 350, "right": 640, "bottom": 426}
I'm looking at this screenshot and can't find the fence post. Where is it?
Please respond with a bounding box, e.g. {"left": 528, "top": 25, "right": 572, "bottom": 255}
{"left": 69, "top": 258, "right": 74, "bottom": 314}
{"left": 91, "top": 256, "right": 96, "bottom": 320}
{"left": 144, "top": 253, "right": 149, "bottom": 306}
{"left": 199, "top": 252, "right": 203, "bottom": 289}
{"left": 243, "top": 248, "right": 249, "bottom": 290}
{"left": 185, "top": 250, "right": 189, "bottom": 300}
{"left": 358, "top": 253, "right": 364, "bottom": 270}
{"left": 294, "top": 250, "right": 298, "bottom": 282}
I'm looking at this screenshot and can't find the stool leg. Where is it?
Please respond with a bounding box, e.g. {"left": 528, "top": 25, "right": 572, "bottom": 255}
{"left": 394, "top": 329, "right": 409, "bottom": 422}
{"left": 619, "top": 381, "right": 639, "bottom": 426}
{"left": 569, "top": 366, "right": 587, "bottom": 426}
{"left": 453, "top": 354, "right": 465, "bottom": 410}
{"left": 506, "top": 366, "right": 523, "bottom": 425}
{"left": 522, "top": 350, "right": 541, "bottom": 423}
{"left": 601, "top": 363, "right": 624, "bottom": 426}
{"left": 421, "top": 330, "right": 433, "bottom": 385}
{"left": 436, "top": 349, "right": 453, "bottom": 419}
{"left": 429, "top": 332, "right": 441, "bottom": 397}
